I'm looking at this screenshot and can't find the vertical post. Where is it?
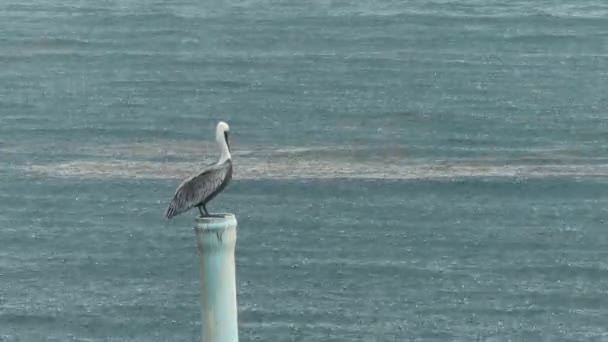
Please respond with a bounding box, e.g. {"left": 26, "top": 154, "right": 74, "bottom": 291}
{"left": 194, "top": 213, "right": 239, "bottom": 342}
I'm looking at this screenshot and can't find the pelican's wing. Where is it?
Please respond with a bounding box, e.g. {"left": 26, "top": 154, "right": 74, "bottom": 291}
{"left": 165, "top": 162, "right": 230, "bottom": 219}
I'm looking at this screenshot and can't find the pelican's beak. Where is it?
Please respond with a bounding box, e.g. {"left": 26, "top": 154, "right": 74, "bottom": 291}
{"left": 224, "top": 131, "right": 231, "bottom": 152}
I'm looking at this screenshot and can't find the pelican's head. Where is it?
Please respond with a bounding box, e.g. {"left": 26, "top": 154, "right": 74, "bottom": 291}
{"left": 216, "top": 121, "right": 231, "bottom": 162}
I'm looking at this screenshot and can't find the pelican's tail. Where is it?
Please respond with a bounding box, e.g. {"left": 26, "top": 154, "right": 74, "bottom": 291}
{"left": 165, "top": 202, "right": 178, "bottom": 219}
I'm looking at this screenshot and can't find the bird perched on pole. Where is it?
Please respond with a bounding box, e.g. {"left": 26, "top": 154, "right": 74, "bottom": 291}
{"left": 165, "top": 121, "right": 233, "bottom": 219}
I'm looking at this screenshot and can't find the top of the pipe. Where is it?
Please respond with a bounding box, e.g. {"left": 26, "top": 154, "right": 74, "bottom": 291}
{"left": 194, "top": 213, "right": 237, "bottom": 232}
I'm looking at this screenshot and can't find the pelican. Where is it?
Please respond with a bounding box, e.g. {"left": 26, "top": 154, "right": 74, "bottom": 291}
{"left": 165, "top": 121, "right": 233, "bottom": 219}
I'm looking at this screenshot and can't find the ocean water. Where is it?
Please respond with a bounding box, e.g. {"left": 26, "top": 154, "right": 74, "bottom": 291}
{"left": 1, "top": 1, "right": 608, "bottom": 341}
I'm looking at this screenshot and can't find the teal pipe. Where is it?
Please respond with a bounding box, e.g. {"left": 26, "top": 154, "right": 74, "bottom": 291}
{"left": 194, "top": 213, "right": 239, "bottom": 342}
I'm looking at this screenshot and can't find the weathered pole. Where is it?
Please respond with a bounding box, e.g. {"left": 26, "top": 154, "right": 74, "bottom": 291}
{"left": 194, "top": 213, "right": 239, "bottom": 342}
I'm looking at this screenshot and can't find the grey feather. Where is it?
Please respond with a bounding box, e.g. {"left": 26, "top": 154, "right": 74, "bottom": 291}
{"left": 165, "top": 159, "right": 232, "bottom": 219}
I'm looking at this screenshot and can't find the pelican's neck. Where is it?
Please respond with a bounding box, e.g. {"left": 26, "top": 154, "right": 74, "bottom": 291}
{"left": 217, "top": 131, "right": 231, "bottom": 164}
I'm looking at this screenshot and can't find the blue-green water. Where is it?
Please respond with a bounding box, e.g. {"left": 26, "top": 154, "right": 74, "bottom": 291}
{"left": 2, "top": 1, "right": 608, "bottom": 341}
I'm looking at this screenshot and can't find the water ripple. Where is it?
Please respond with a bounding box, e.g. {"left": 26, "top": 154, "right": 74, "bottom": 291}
{"left": 18, "top": 142, "right": 608, "bottom": 180}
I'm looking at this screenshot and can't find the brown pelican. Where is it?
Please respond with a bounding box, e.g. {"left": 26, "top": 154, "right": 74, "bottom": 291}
{"left": 165, "top": 121, "right": 233, "bottom": 219}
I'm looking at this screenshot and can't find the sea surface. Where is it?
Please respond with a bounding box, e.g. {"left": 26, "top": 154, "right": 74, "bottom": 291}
{"left": 1, "top": 1, "right": 608, "bottom": 341}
